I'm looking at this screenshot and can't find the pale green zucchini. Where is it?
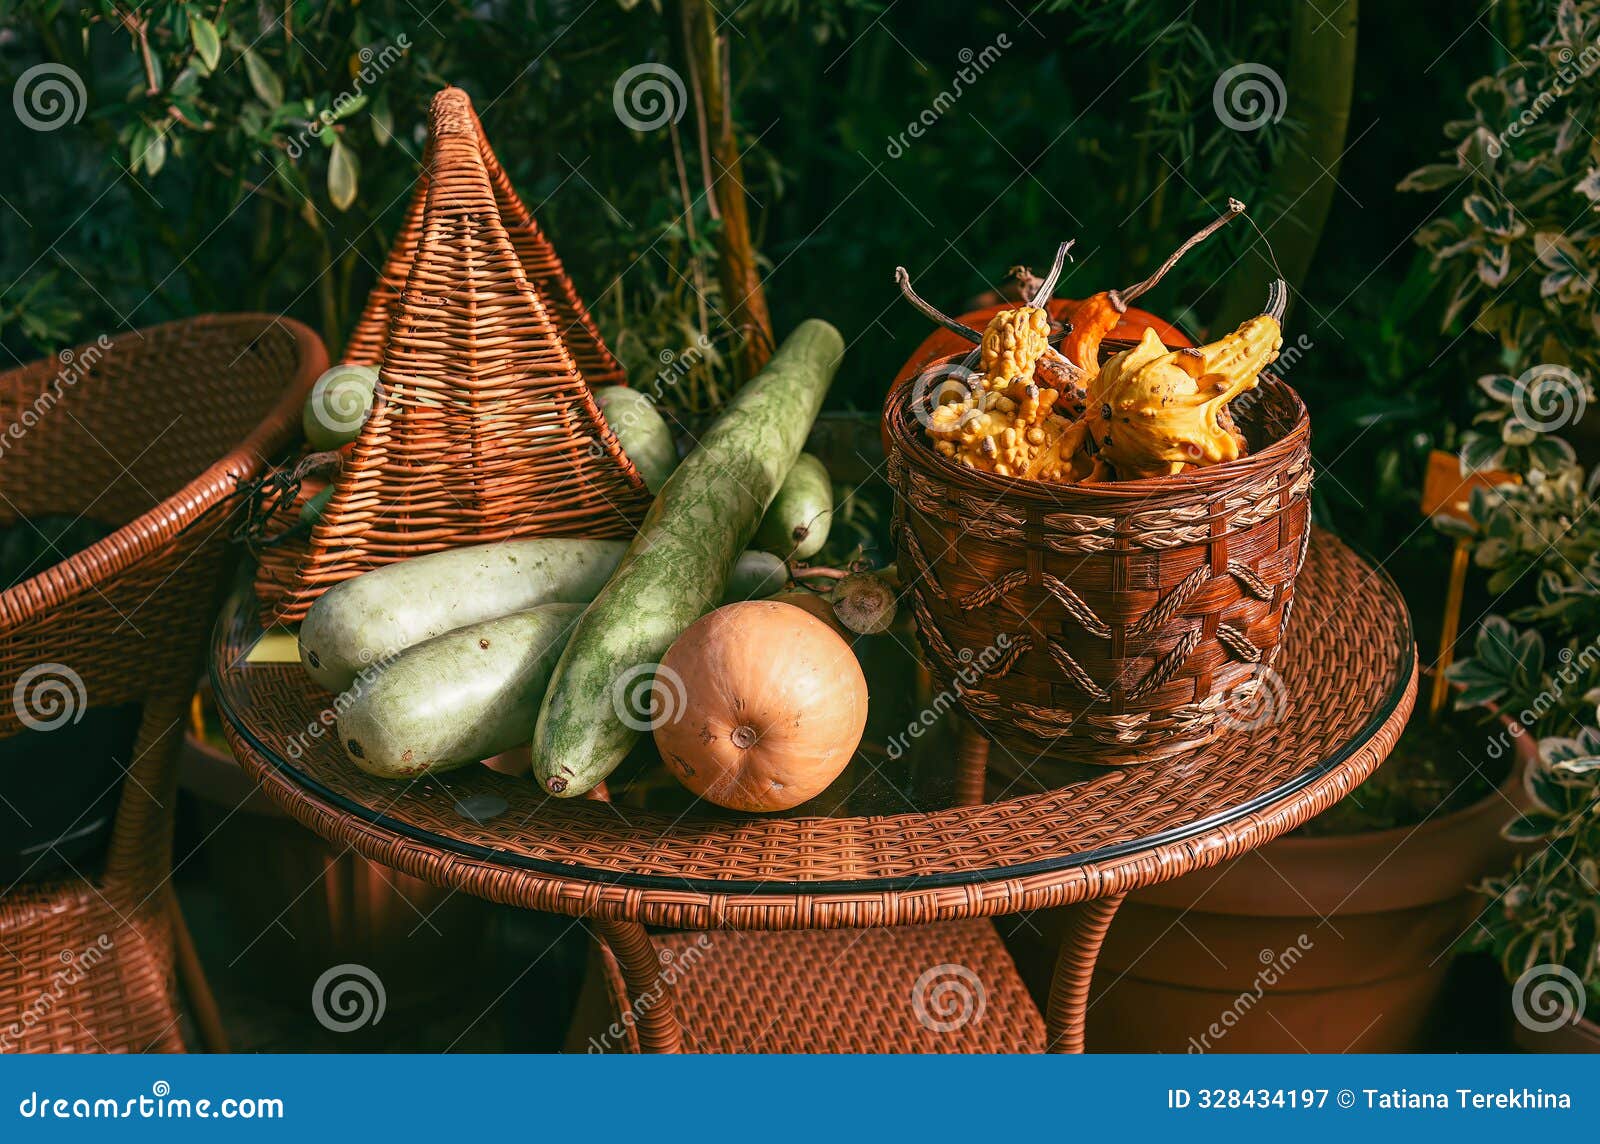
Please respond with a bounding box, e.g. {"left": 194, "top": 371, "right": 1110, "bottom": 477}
{"left": 299, "top": 538, "right": 628, "bottom": 692}
{"left": 302, "top": 364, "right": 379, "bottom": 451}
{"left": 338, "top": 604, "right": 583, "bottom": 779}
{"left": 752, "top": 452, "right": 833, "bottom": 560}
{"left": 594, "top": 385, "right": 678, "bottom": 494}
{"left": 722, "top": 550, "right": 788, "bottom": 603}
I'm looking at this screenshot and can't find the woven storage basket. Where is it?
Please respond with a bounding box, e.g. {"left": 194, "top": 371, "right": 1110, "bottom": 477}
{"left": 884, "top": 355, "right": 1312, "bottom": 766}
{"left": 254, "top": 86, "right": 649, "bottom": 623}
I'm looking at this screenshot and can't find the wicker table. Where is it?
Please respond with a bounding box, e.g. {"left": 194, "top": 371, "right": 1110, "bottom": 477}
{"left": 212, "top": 528, "right": 1415, "bottom": 1053}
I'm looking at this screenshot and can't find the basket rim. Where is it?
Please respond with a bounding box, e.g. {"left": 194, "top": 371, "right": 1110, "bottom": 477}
{"left": 0, "top": 313, "right": 324, "bottom": 628}
{"left": 884, "top": 348, "right": 1309, "bottom": 506}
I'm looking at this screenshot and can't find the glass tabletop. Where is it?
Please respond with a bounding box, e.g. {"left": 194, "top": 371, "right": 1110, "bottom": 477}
{"left": 212, "top": 529, "right": 1415, "bottom": 895}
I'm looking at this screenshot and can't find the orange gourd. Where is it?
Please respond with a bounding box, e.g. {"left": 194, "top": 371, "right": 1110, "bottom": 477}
{"left": 655, "top": 600, "right": 868, "bottom": 813}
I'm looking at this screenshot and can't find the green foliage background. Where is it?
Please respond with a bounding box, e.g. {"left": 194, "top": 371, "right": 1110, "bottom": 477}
{"left": 0, "top": 0, "right": 1529, "bottom": 563}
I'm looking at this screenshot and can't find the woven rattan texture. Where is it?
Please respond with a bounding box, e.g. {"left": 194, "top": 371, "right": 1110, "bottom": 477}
{"left": 592, "top": 921, "right": 1044, "bottom": 1053}
{"left": 216, "top": 529, "right": 1416, "bottom": 930}
{"left": 255, "top": 86, "right": 649, "bottom": 624}
{"left": 341, "top": 101, "right": 624, "bottom": 386}
{"left": 0, "top": 315, "right": 321, "bottom": 1052}
{"left": 886, "top": 370, "right": 1312, "bottom": 766}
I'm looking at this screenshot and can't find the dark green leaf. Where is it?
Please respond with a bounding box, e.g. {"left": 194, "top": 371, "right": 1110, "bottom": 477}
{"left": 1398, "top": 164, "right": 1464, "bottom": 193}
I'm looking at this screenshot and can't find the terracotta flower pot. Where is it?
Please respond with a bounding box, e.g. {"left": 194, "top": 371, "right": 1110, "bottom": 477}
{"left": 1513, "top": 1013, "right": 1600, "bottom": 1053}
{"left": 1071, "top": 714, "right": 1535, "bottom": 1052}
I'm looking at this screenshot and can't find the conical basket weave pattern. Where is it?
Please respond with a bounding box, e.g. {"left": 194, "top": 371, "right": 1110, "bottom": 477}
{"left": 256, "top": 87, "right": 649, "bottom": 623}
{"left": 340, "top": 96, "right": 625, "bottom": 385}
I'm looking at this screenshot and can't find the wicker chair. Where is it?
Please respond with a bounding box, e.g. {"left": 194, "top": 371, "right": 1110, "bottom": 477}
{"left": 0, "top": 315, "right": 323, "bottom": 1053}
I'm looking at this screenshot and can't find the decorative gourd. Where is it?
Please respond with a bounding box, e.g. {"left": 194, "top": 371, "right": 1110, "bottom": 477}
{"left": 654, "top": 600, "right": 867, "bottom": 813}
{"left": 1058, "top": 199, "right": 1246, "bottom": 378}
{"left": 1080, "top": 290, "right": 1285, "bottom": 480}
{"left": 767, "top": 590, "right": 852, "bottom": 640}
{"left": 898, "top": 197, "right": 1285, "bottom": 485}
{"left": 980, "top": 306, "right": 1052, "bottom": 382}
{"left": 829, "top": 570, "right": 898, "bottom": 634}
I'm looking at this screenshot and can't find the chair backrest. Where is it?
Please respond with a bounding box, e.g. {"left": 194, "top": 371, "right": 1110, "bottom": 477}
{"left": 0, "top": 314, "right": 325, "bottom": 889}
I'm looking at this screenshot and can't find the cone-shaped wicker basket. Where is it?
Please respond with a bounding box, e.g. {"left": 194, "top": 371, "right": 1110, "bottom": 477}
{"left": 255, "top": 86, "right": 650, "bottom": 623}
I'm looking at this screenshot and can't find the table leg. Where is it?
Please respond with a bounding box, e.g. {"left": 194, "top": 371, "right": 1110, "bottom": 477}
{"left": 579, "top": 784, "right": 683, "bottom": 1054}
{"left": 1044, "top": 893, "right": 1125, "bottom": 1053}
{"left": 591, "top": 920, "right": 685, "bottom": 1054}
{"left": 168, "top": 892, "right": 229, "bottom": 1053}
{"left": 954, "top": 723, "right": 989, "bottom": 806}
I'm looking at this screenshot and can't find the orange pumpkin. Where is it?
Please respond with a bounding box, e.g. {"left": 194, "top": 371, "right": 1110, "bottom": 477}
{"left": 767, "top": 590, "right": 852, "bottom": 641}
{"left": 655, "top": 600, "right": 868, "bottom": 813}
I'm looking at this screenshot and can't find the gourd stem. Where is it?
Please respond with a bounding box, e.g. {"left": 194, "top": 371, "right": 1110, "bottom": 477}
{"left": 1026, "top": 240, "right": 1076, "bottom": 308}
{"left": 1263, "top": 278, "right": 1288, "bottom": 322}
{"left": 895, "top": 267, "right": 982, "bottom": 343}
{"left": 1119, "top": 198, "right": 1246, "bottom": 304}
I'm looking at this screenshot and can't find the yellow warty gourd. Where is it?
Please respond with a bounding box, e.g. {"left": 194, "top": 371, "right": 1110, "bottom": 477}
{"left": 1080, "top": 315, "right": 1283, "bottom": 480}
{"left": 927, "top": 309, "right": 1086, "bottom": 481}
{"left": 979, "top": 306, "right": 1051, "bottom": 382}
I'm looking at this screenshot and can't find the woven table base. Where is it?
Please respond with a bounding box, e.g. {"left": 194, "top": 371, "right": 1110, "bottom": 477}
{"left": 573, "top": 920, "right": 1044, "bottom": 1053}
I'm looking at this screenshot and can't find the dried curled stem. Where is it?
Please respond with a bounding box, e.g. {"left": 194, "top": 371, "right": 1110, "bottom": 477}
{"left": 895, "top": 266, "right": 983, "bottom": 343}
{"left": 1114, "top": 198, "right": 1247, "bottom": 310}
{"left": 897, "top": 247, "right": 1084, "bottom": 380}
{"left": 1027, "top": 240, "right": 1075, "bottom": 308}
{"left": 1262, "top": 278, "right": 1288, "bottom": 322}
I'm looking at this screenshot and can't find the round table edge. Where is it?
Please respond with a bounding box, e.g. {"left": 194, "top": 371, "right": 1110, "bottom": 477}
{"left": 216, "top": 645, "right": 1418, "bottom": 931}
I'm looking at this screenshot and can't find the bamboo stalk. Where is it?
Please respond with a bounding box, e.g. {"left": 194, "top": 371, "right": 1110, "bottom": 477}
{"left": 1212, "top": 0, "right": 1358, "bottom": 330}
{"left": 682, "top": 0, "right": 773, "bottom": 380}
